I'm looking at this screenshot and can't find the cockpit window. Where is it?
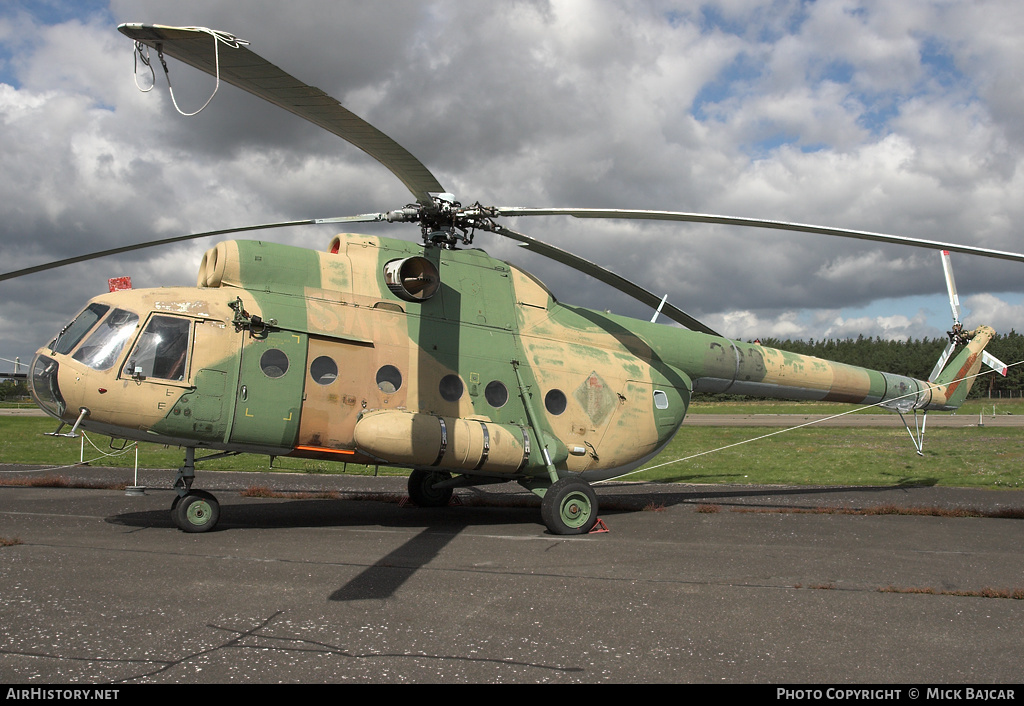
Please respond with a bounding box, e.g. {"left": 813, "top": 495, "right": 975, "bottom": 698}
{"left": 51, "top": 303, "right": 110, "bottom": 355}
{"left": 123, "top": 315, "right": 192, "bottom": 381}
{"left": 72, "top": 309, "right": 139, "bottom": 371}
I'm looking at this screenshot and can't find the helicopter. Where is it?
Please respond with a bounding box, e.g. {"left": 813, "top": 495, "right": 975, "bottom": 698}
{"left": 9, "top": 23, "right": 1023, "bottom": 535}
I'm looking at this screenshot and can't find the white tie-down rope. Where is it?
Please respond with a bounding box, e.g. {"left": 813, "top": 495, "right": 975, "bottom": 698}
{"left": 0, "top": 431, "right": 137, "bottom": 474}
{"left": 133, "top": 26, "right": 249, "bottom": 116}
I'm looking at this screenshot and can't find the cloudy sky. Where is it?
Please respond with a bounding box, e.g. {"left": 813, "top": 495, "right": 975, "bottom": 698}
{"left": 2, "top": 0, "right": 1023, "bottom": 370}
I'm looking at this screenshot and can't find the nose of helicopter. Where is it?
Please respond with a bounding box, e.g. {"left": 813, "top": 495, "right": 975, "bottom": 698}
{"left": 28, "top": 351, "right": 67, "bottom": 420}
{"left": 27, "top": 350, "right": 94, "bottom": 426}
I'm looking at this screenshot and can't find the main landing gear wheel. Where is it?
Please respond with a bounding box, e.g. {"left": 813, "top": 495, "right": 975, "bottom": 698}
{"left": 172, "top": 490, "right": 220, "bottom": 533}
{"left": 541, "top": 477, "right": 598, "bottom": 535}
{"left": 408, "top": 469, "right": 454, "bottom": 507}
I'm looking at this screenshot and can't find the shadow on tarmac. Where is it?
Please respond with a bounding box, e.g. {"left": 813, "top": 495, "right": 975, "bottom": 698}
{"left": 88, "top": 480, "right": 1023, "bottom": 605}
{"left": 102, "top": 478, "right": 988, "bottom": 538}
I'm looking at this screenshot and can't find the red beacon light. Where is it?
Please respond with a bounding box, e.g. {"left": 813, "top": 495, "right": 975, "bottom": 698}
{"left": 108, "top": 277, "right": 132, "bottom": 292}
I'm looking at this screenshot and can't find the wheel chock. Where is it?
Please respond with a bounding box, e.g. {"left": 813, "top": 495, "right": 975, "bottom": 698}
{"left": 589, "top": 518, "right": 610, "bottom": 534}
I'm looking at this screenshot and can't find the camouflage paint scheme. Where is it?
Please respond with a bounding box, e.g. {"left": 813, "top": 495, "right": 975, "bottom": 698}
{"left": 30, "top": 233, "right": 994, "bottom": 487}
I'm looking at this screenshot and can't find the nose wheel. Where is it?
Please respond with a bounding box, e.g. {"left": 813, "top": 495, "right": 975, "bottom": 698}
{"left": 541, "top": 477, "right": 598, "bottom": 535}
{"left": 169, "top": 447, "right": 221, "bottom": 532}
{"left": 172, "top": 490, "right": 220, "bottom": 532}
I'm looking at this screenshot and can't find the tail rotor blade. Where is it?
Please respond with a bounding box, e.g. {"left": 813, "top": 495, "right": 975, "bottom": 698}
{"left": 939, "top": 250, "right": 961, "bottom": 324}
{"left": 929, "top": 341, "right": 956, "bottom": 382}
{"left": 982, "top": 351, "right": 1009, "bottom": 377}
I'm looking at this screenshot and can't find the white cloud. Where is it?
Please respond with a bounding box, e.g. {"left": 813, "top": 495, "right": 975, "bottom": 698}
{"left": 963, "top": 293, "right": 1024, "bottom": 334}
{"left": 0, "top": 0, "right": 1022, "bottom": 371}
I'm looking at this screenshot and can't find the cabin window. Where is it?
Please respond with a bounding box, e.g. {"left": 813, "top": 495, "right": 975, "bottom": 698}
{"left": 123, "top": 316, "right": 192, "bottom": 381}
{"left": 485, "top": 380, "right": 508, "bottom": 408}
{"left": 544, "top": 389, "right": 567, "bottom": 415}
{"left": 653, "top": 390, "right": 670, "bottom": 410}
{"left": 72, "top": 309, "right": 139, "bottom": 372}
{"left": 260, "top": 349, "right": 290, "bottom": 378}
{"left": 310, "top": 356, "right": 338, "bottom": 385}
{"left": 52, "top": 303, "right": 110, "bottom": 355}
{"left": 376, "top": 365, "right": 402, "bottom": 393}
{"left": 439, "top": 374, "right": 464, "bottom": 402}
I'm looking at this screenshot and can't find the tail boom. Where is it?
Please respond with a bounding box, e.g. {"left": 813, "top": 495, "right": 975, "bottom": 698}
{"left": 633, "top": 319, "right": 998, "bottom": 413}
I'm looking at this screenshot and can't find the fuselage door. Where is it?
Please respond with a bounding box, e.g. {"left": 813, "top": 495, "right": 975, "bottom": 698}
{"left": 229, "top": 330, "right": 308, "bottom": 449}
{"left": 297, "top": 336, "right": 378, "bottom": 451}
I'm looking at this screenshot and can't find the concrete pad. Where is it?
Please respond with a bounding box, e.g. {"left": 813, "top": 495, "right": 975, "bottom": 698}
{"left": 0, "top": 471, "right": 1021, "bottom": 683}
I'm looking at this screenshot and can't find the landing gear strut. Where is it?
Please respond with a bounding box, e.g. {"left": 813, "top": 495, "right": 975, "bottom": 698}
{"left": 405, "top": 468, "right": 600, "bottom": 535}
{"left": 541, "top": 477, "right": 598, "bottom": 535}
{"left": 170, "top": 447, "right": 221, "bottom": 533}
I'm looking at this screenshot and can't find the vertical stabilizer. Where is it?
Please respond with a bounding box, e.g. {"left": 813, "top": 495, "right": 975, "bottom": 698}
{"left": 929, "top": 325, "right": 995, "bottom": 409}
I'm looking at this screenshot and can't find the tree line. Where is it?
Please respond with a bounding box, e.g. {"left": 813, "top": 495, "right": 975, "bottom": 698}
{"left": 0, "top": 378, "right": 29, "bottom": 402}
{"left": 755, "top": 329, "right": 1024, "bottom": 398}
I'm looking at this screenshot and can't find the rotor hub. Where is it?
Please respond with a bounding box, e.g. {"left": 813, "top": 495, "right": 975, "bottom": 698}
{"left": 385, "top": 195, "right": 500, "bottom": 249}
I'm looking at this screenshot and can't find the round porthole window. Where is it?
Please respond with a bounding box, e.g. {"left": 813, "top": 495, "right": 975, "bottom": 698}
{"left": 376, "top": 365, "right": 402, "bottom": 393}
{"left": 544, "top": 389, "right": 567, "bottom": 415}
{"left": 310, "top": 356, "right": 338, "bottom": 385}
{"left": 260, "top": 349, "right": 289, "bottom": 378}
{"left": 439, "top": 374, "right": 464, "bottom": 402}
{"left": 485, "top": 380, "right": 508, "bottom": 408}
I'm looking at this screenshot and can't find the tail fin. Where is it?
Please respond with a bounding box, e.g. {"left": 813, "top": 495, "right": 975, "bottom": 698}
{"left": 930, "top": 325, "right": 995, "bottom": 409}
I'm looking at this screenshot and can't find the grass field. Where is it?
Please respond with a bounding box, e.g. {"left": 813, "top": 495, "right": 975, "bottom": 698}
{"left": 627, "top": 425, "right": 1023, "bottom": 488}
{"left": 2, "top": 399, "right": 1022, "bottom": 490}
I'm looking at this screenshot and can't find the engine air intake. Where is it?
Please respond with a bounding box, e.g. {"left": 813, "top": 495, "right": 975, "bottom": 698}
{"left": 383, "top": 257, "right": 440, "bottom": 302}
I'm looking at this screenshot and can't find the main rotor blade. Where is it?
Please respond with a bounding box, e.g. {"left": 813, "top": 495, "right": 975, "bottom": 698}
{"left": 119, "top": 24, "right": 445, "bottom": 207}
{"left": 490, "top": 224, "right": 720, "bottom": 336}
{"left": 0, "top": 214, "right": 387, "bottom": 282}
{"left": 496, "top": 208, "right": 1024, "bottom": 264}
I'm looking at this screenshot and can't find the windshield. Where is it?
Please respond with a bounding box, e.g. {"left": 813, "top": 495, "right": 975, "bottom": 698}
{"left": 51, "top": 303, "right": 110, "bottom": 355}
{"left": 71, "top": 308, "right": 139, "bottom": 371}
